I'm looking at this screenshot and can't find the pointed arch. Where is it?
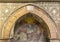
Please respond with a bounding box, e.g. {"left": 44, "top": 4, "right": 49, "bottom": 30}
{"left": 1, "top": 4, "right": 58, "bottom": 39}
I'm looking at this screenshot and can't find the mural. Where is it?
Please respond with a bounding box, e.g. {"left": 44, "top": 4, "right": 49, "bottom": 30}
{"left": 14, "top": 24, "right": 43, "bottom": 42}
{"left": 10, "top": 14, "right": 49, "bottom": 42}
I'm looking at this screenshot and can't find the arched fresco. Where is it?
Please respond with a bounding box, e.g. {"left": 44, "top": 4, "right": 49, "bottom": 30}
{"left": 9, "top": 13, "right": 50, "bottom": 42}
